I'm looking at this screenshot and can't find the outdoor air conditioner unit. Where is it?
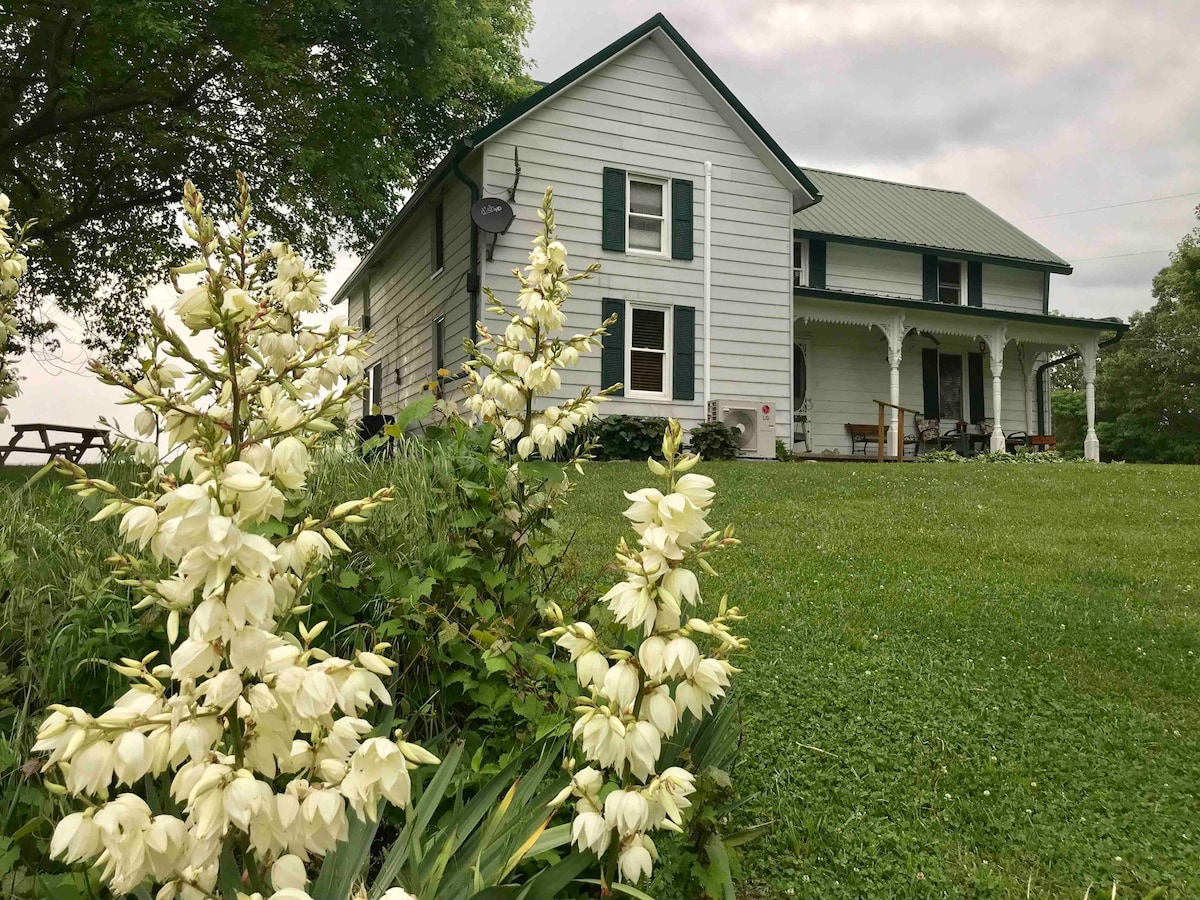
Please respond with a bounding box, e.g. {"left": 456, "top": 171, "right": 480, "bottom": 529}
{"left": 706, "top": 400, "right": 776, "bottom": 459}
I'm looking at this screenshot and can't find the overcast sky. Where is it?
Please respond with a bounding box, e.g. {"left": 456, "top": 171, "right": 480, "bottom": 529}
{"left": 5, "top": 0, "right": 1198, "bottom": 448}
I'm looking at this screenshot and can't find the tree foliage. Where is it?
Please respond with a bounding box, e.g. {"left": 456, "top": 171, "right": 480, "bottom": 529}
{"left": 1091, "top": 209, "right": 1200, "bottom": 462}
{"left": 0, "top": 0, "right": 533, "bottom": 364}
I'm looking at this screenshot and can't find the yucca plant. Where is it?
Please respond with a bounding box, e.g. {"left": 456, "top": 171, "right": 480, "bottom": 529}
{"left": 315, "top": 738, "right": 596, "bottom": 899}
{"left": 652, "top": 696, "right": 769, "bottom": 900}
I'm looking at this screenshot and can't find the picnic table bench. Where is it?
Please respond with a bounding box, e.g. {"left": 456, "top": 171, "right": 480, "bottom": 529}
{"left": 0, "top": 423, "right": 111, "bottom": 465}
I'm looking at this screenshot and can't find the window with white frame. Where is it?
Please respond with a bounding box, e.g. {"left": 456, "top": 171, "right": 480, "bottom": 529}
{"left": 627, "top": 304, "right": 671, "bottom": 397}
{"left": 793, "top": 238, "right": 808, "bottom": 289}
{"left": 626, "top": 176, "right": 667, "bottom": 255}
{"left": 938, "top": 259, "right": 964, "bottom": 304}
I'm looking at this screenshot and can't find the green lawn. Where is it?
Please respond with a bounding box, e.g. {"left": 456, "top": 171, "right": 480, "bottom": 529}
{"left": 558, "top": 461, "right": 1200, "bottom": 898}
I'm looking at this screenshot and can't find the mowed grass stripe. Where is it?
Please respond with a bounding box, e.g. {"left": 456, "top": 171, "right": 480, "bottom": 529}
{"left": 559, "top": 461, "right": 1200, "bottom": 898}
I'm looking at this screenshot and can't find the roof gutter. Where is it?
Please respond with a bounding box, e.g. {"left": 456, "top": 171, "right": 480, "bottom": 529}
{"left": 1035, "top": 329, "right": 1126, "bottom": 434}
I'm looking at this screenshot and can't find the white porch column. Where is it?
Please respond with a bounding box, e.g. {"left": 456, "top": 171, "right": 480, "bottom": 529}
{"left": 1022, "top": 350, "right": 1038, "bottom": 434}
{"left": 1081, "top": 338, "right": 1100, "bottom": 461}
{"left": 985, "top": 327, "right": 1008, "bottom": 453}
{"left": 883, "top": 316, "right": 906, "bottom": 457}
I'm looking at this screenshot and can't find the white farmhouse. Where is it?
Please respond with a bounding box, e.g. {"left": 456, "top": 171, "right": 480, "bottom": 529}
{"left": 334, "top": 14, "right": 1125, "bottom": 460}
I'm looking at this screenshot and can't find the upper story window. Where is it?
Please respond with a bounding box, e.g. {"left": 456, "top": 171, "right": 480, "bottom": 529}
{"left": 938, "top": 259, "right": 963, "bottom": 304}
{"left": 627, "top": 176, "right": 668, "bottom": 256}
{"left": 793, "top": 239, "right": 809, "bottom": 289}
{"left": 431, "top": 203, "right": 445, "bottom": 276}
{"left": 360, "top": 279, "right": 372, "bottom": 332}
{"left": 627, "top": 303, "right": 671, "bottom": 397}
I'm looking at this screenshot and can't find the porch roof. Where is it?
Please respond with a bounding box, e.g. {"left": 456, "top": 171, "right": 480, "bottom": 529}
{"left": 795, "top": 287, "right": 1126, "bottom": 334}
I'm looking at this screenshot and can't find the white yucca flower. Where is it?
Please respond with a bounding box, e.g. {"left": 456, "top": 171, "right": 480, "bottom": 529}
{"left": 542, "top": 419, "right": 749, "bottom": 887}
{"left": 33, "top": 176, "right": 438, "bottom": 897}
{"left": 460, "top": 187, "right": 615, "bottom": 467}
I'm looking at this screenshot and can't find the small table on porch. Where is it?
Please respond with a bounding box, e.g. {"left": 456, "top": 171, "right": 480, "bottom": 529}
{"left": 0, "top": 423, "right": 112, "bottom": 465}
{"left": 936, "top": 430, "right": 989, "bottom": 457}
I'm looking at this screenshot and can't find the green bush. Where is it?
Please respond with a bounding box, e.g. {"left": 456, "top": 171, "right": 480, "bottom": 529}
{"left": 304, "top": 421, "right": 580, "bottom": 781}
{"left": 688, "top": 420, "right": 741, "bottom": 461}
{"left": 590, "top": 414, "right": 669, "bottom": 460}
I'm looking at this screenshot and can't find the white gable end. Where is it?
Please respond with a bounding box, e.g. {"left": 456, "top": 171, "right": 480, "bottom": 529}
{"left": 481, "top": 32, "right": 797, "bottom": 433}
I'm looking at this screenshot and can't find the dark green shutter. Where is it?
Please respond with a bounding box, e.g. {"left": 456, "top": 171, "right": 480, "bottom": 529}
{"left": 968, "top": 352, "right": 985, "bottom": 423}
{"left": 672, "top": 306, "right": 695, "bottom": 400}
{"left": 967, "top": 261, "right": 983, "bottom": 307}
{"left": 601, "top": 299, "right": 624, "bottom": 396}
{"left": 922, "top": 349, "right": 939, "bottom": 418}
{"left": 670, "top": 179, "right": 693, "bottom": 260}
{"left": 809, "top": 239, "right": 826, "bottom": 289}
{"left": 1042, "top": 271, "right": 1050, "bottom": 314}
{"left": 602, "top": 168, "right": 626, "bottom": 252}
{"left": 922, "top": 255, "right": 938, "bottom": 302}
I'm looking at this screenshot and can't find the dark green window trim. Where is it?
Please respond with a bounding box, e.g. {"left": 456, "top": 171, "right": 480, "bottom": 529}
{"left": 808, "top": 239, "right": 826, "bottom": 289}
{"left": 1042, "top": 271, "right": 1051, "bottom": 314}
{"left": 793, "top": 229, "right": 1072, "bottom": 275}
{"left": 794, "top": 286, "right": 1127, "bottom": 333}
{"left": 967, "top": 261, "right": 983, "bottom": 308}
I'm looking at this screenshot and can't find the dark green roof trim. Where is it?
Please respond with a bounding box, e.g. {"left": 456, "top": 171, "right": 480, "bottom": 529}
{"left": 651, "top": 16, "right": 822, "bottom": 203}
{"left": 469, "top": 13, "right": 821, "bottom": 203}
{"left": 337, "top": 14, "right": 823, "bottom": 304}
{"left": 793, "top": 229, "right": 1074, "bottom": 275}
{"left": 795, "top": 286, "right": 1127, "bottom": 332}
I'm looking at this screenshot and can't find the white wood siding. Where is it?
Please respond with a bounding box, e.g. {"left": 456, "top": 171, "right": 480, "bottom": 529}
{"left": 798, "top": 324, "right": 1033, "bottom": 454}
{"left": 347, "top": 162, "right": 480, "bottom": 415}
{"left": 821, "top": 242, "right": 1049, "bottom": 316}
{"left": 824, "top": 242, "right": 923, "bottom": 300}
{"left": 982, "top": 263, "right": 1045, "bottom": 314}
{"left": 481, "top": 34, "right": 795, "bottom": 435}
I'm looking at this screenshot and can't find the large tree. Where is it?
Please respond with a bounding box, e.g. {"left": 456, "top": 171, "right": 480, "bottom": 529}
{"left": 1091, "top": 209, "right": 1200, "bottom": 462}
{"left": 0, "top": 0, "right": 533, "bottom": 364}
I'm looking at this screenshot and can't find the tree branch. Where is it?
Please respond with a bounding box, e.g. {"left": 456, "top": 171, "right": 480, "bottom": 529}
{"left": 30, "top": 184, "right": 177, "bottom": 239}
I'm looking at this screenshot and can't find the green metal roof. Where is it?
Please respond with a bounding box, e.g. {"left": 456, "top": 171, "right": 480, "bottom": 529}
{"left": 793, "top": 169, "right": 1072, "bottom": 274}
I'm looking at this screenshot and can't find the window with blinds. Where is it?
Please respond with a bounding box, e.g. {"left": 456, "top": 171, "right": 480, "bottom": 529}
{"left": 628, "top": 305, "right": 668, "bottom": 396}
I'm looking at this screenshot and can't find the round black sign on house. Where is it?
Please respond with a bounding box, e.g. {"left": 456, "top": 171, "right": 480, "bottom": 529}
{"left": 470, "top": 197, "right": 515, "bottom": 234}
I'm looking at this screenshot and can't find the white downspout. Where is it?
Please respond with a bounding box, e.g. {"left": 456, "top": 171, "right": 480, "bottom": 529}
{"left": 703, "top": 161, "right": 712, "bottom": 412}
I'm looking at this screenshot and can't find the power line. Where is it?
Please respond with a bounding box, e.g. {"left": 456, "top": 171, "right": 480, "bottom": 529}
{"left": 1016, "top": 191, "right": 1200, "bottom": 222}
{"left": 1071, "top": 249, "right": 1173, "bottom": 262}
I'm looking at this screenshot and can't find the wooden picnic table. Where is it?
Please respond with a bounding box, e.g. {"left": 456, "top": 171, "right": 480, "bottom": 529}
{"left": 0, "top": 423, "right": 111, "bottom": 465}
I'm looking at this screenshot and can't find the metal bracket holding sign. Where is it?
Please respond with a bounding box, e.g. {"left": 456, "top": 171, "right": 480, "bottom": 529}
{"left": 475, "top": 147, "right": 521, "bottom": 262}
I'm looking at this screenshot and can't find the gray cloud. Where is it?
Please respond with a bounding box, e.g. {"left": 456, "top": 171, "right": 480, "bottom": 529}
{"left": 528, "top": 0, "right": 1200, "bottom": 320}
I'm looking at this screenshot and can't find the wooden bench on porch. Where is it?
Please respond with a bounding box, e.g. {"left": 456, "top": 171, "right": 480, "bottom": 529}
{"left": 0, "top": 423, "right": 111, "bottom": 465}
{"left": 846, "top": 423, "right": 888, "bottom": 455}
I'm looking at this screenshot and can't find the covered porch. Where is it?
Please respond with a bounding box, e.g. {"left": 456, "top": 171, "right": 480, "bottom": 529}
{"left": 791, "top": 293, "right": 1125, "bottom": 460}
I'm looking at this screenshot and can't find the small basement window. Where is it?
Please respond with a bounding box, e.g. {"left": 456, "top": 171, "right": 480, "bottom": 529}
{"left": 938, "top": 259, "right": 963, "bottom": 304}
{"left": 627, "top": 304, "right": 670, "bottom": 397}
{"left": 627, "top": 176, "right": 667, "bottom": 255}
